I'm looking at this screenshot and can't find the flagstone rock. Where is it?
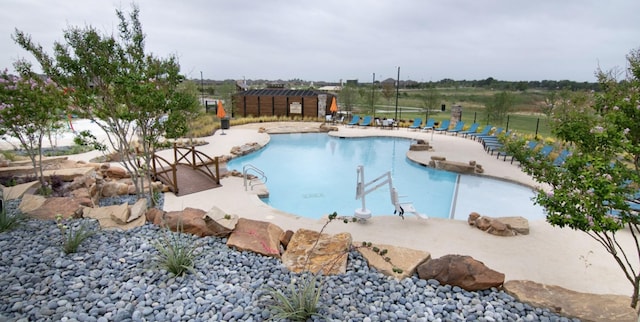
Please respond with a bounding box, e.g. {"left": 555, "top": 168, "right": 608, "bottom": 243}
{"left": 357, "top": 242, "right": 431, "bottom": 279}
{"left": 417, "top": 254, "right": 505, "bottom": 291}
{"left": 203, "top": 206, "right": 238, "bottom": 232}
{"left": 2, "top": 181, "right": 41, "bottom": 200}
{"left": 504, "top": 280, "right": 637, "bottom": 322}
{"left": 280, "top": 230, "right": 294, "bottom": 249}
{"left": 83, "top": 203, "right": 145, "bottom": 230}
{"left": 17, "top": 193, "right": 46, "bottom": 214}
{"left": 19, "top": 195, "right": 84, "bottom": 220}
{"left": 498, "top": 216, "right": 530, "bottom": 235}
{"left": 128, "top": 198, "right": 147, "bottom": 223}
{"left": 227, "top": 218, "right": 283, "bottom": 258}
{"left": 281, "top": 228, "right": 352, "bottom": 275}
{"left": 43, "top": 167, "right": 95, "bottom": 182}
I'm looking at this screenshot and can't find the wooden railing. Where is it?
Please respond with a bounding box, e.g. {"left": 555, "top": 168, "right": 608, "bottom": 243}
{"left": 148, "top": 143, "right": 220, "bottom": 194}
{"left": 150, "top": 153, "right": 178, "bottom": 193}
{"left": 173, "top": 144, "right": 220, "bottom": 185}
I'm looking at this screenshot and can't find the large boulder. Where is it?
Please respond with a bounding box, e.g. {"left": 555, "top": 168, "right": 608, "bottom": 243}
{"left": 227, "top": 218, "right": 283, "bottom": 258}
{"left": 157, "top": 207, "right": 218, "bottom": 237}
{"left": 434, "top": 160, "right": 476, "bottom": 174}
{"left": 468, "top": 212, "right": 529, "bottom": 236}
{"left": 101, "top": 164, "right": 129, "bottom": 179}
{"left": 357, "top": 243, "right": 431, "bottom": 279}
{"left": 281, "top": 228, "right": 352, "bottom": 275}
{"left": 504, "top": 280, "right": 637, "bottom": 322}
{"left": 417, "top": 254, "right": 505, "bottom": 291}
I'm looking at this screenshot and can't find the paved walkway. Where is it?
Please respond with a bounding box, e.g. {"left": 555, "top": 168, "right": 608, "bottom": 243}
{"left": 157, "top": 122, "right": 634, "bottom": 298}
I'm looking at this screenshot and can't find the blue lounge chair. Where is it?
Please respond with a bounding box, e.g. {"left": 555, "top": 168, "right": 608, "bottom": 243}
{"left": 421, "top": 118, "right": 436, "bottom": 132}
{"left": 467, "top": 125, "right": 492, "bottom": 140}
{"left": 408, "top": 118, "right": 422, "bottom": 131}
{"left": 346, "top": 115, "right": 360, "bottom": 127}
{"left": 500, "top": 140, "right": 538, "bottom": 163}
{"left": 434, "top": 120, "right": 450, "bottom": 133}
{"left": 447, "top": 121, "right": 465, "bottom": 135}
{"left": 459, "top": 123, "right": 479, "bottom": 138}
{"left": 553, "top": 149, "right": 570, "bottom": 166}
{"left": 359, "top": 116, "right": 372, "bottom": 128}
{"left": 538, "top": 145, "right": 554, "bottom": 159}
{"left": 479, "top": 128, "right": 504, "bottom": 147}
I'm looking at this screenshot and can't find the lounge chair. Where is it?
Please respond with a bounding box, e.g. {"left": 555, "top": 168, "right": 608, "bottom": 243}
{"left": 459, "top": 123, "right": 479, "bottom": 138}
{"left": 346, "top": 115, "right": 360, "bottom": 127}
{"left": 478, "top": 128, "right": 503, "bottom": 147}
{"left": 467, "top": 125, "right": 492, "bottom": 140}
{"left": 538, "top": 145, "right": 554, "bottom": 159}
{"left": 359, "top": 116, "right": 372, "bottom": 128}
{"left": 434, "top": 119, "right": 451, "bottom": 133}
{"left": 421, "top": 118, "right": 436, "bottom": 132}
{"left": 447, "top": 121, "right": 465, "bottom": 135}
{"left": 408, "top": 118, "right": 422, "bottom": 131}
{"left": 500, "top": 140, "right": 538, "bottom": 163}
{"left": 553, "top": 149, "right": 570, "bottom": 166}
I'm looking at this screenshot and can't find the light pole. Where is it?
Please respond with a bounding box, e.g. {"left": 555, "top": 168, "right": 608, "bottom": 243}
{"left": 200, "top": 71, "right": 205, "bottom": 107}
{"left": 394, "top": 66, "right": 400, "bottom": 120}
{"left": 371, "top": 72, "right": 376, "bottom": 118}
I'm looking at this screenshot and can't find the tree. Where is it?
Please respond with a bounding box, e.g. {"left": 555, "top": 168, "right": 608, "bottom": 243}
{"left": 361, "top": 84, "right": 379, "bottom": 116}
{"left": 421, "top": 86, "right": 441, "bottom": 121}
{"left": 506, "top": 47, "right": 640, "bottom": 309}
{"left": 13, "top": 5, "right": 199, "bottom": 202}
{"left": 338, "top": 84, "right": 357, "bottom": 114}
{"left": 0, "top": 61, "right": 68, "bottom": 189}
{"left": 486, "top": 91, "right": 514, "bottom": 124}
{"left": 381, "top": 81, "right": 395, "bottom": 103}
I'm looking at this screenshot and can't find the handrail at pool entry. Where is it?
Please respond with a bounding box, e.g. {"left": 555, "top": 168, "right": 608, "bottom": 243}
{"left": 354, "top": 165, "right": 428, "bottom": 220}
{"left": 243, "top": 164, "right": 267, "bottom": 191}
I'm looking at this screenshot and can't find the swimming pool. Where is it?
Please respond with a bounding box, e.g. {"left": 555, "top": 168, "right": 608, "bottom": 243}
{"left": 227, "top": 133, "right": 546, "bottom": 220}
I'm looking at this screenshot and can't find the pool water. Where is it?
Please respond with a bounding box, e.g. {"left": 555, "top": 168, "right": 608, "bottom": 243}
{"left": 227, "top": 133, "right": 546, "bottom": 220}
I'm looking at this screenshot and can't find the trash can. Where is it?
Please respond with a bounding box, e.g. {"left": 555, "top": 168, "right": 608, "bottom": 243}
{"left": 220, "top": 117, "right": 230, "bottom": 130}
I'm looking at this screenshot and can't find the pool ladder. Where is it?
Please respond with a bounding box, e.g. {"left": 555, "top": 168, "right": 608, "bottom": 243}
{"left": 243, "top": 164, "right": 267, "bottom": 191}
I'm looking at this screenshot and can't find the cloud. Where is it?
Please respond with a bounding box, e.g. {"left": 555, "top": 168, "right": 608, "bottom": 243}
{"left": 1, "top": 0, "right": 638, "bottom": 82}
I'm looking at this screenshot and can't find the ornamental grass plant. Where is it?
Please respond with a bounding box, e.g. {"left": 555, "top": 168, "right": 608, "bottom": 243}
{"left": 0, "top": 200, "right": 24, "bottom": 233}
{"left": 153, "top": 221, "right": 201, "bottom": 277}
{"left": 55, "top": 214, "right": 94, "bottom": 254}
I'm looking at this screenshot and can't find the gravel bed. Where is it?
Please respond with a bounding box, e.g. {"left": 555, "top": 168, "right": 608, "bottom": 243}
{"left": 0, "top": 198, "right": 578, "bottom": 321}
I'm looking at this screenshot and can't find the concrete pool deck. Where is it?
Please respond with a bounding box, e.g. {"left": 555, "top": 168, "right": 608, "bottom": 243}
{"left": 37, "top": 120, "right": 637, "bottom": 298}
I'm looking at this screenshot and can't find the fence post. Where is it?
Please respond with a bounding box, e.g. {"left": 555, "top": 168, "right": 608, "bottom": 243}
{"left": 215, "top": 157, "right": 220, "bottom": 184}
{"left": 191, "top": 146, "right": 196, "bottom": 169}
{"left": 172, "top": 164, "right": 178, "bottom": 194}
{"left": 473, "top": 112, "right": 477, "bottom": 123}
{"left": 535, "top": 118, "right": 540, "bottom": 139}
{"left": 173, "top": 143, "right": 177, "bottom": 166}
{"left": 506, "top": 115, "right": 510, "bottom": 132}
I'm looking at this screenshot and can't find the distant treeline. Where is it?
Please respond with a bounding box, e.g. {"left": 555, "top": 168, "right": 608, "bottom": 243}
{"left": 194, "top": 77, "right": 601, "bottom": 92}
{"left": 403, "top": 77, "right": 599, "bottom": 91}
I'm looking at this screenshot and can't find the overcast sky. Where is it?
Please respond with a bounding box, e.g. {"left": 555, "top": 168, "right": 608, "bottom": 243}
{"left": 1, "top": 1, "right": 639, "bottom": 83}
